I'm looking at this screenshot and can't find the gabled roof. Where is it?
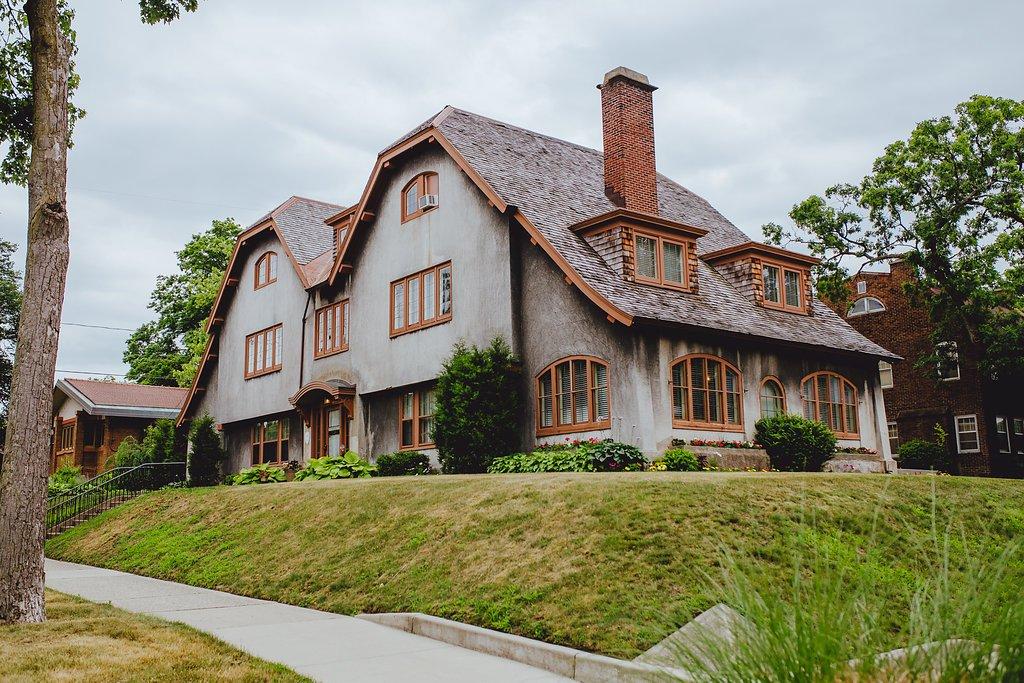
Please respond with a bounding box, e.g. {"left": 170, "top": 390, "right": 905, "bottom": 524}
{"left": 333, "top": 106, "right": 896, "bottom": 360}
{"left": 55, "top": 378, "right": 187, "bottom": 419}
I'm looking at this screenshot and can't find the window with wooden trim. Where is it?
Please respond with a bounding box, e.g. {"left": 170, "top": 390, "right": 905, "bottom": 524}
{"left": 801, "top": 371, "right": 858, "bottom": 437}
{"left": 82, "top": 420, "right": 104, "bottom": 448}
{"left": 314, "top": 300, "right": 349, "bottom": 358}
{"left": 634, "top": 232, "right": 688, "bottom": 289}
{"left": 536, "top": 356, "right": 611, "bottom": 436}
{"left": 245, "top": 324, "right": 283, "bottom": 378}
{"left": 254, "top": 251, "right": 278, "bottom": 289}
{"left": 848, "top": 296, "right": 886, "bottom": 317}
{"left": 762, "top": 261, "right": 805, "bottom": 312}
{"left": 887, "top": 421, "right": 900, "bottom": 454}
{"left": 955, "top": 414, "right": 979, "bottom": 453}
{"left": 399, "top": 386, "right": 435, "bottom": 449}
{"left": 251, "top": 419, "right": 289, "bottom": 465}
{"left": 671, "top": 355, "right": 743, "bottom": 431}
{"left": 759, "top": 377, "right": 786, "bottom": 418}
{"left": 58, "top": 422, "right": 75, "bottom": 451}
{"left": 311, "top": 403, "right": 347, "bottom": 458}
{"left": 401, "top": 172, "right": 439, "bottom": 222}
{"left": 879, "top": 361, "right": 894, "bottom": 389}
{"left": 391, "top": 262, "right": 452, "bottom": 336}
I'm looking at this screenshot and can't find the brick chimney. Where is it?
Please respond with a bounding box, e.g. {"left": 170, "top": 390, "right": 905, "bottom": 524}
{"left": 598, "top": 66, "right": 659, "bottom": 214}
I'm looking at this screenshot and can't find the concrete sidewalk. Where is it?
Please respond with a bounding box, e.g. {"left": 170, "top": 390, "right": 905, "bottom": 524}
{"left": 45, "top": 559, "right": 566, "bottom": 682}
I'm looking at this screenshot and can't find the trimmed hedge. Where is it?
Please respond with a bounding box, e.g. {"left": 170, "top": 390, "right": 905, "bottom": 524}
{"left": 376, "top": 451, "right": 433, "bottom": 476}
{"left": 755, "top": 414, "right": 837, "bottom": 472}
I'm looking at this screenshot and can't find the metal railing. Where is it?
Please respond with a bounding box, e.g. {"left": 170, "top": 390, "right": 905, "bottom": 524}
{"left": 46, "top": 462, "right": 185, "bottom": 536}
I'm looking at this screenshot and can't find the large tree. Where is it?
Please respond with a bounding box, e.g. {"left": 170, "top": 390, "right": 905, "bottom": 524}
{"left": 124, "top": 217, "right": 240, "bottom": 387}
{"left": 764, "top": 95, "right": 1024, "bottom": 375}
{"left": 0, "top": 0, "right": 198, "bottom": 624}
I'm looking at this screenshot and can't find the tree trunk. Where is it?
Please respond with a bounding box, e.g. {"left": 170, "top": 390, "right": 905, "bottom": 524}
{"left": 0, "top": 0, "right": 70, "bottom": 624}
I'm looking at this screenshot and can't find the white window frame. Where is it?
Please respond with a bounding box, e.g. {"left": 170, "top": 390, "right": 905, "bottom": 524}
{"left": 936, "top": 341, "right": 960, "bottom": 381}
{"left": 955, "top": 414, "right": 980, "bottom": 454}
{"left": 887, "top": 421, "right": 899, "bottom": 454}
{"left": 995, "top": 416, "right": 1011, "bottom": 453}
{"left": 879, "top": 361, "right": 894, "bottom": 389}
{"left": 1014, "top": 418, "right": 1024, "bottom": 436}
{"left": 856, "top": 280, "right": 867, "bottom": 294}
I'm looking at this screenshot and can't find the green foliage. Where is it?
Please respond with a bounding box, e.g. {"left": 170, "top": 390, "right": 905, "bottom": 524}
{"left": 123, "top": 218, "right": 241, "bottom": 386}
{"left": 138, "top": 0, "right": 199, "bottom": 24}
{"left": 375, "top": 451, "right": 432, "bottom": 477}
{"left": 587, "top": 440, "right": 646, "bottom": 471}
{"left": 108, "top": 435, "right": 147, "bottom": 469}
{"left": 897, "top": 438, "right": 953, "bottom": 472}
{"left": 434, "top": 337, "right": 520, "bottom": 474}
{"left": 0, "top": 240, "right": 21, "bottom": 445}
{"left": 755, "top": 414, "right": 837, "bottom": 472}
{"left": 187, "top": 415, "right": 225, "bottom": 486}
{"left": 232, "top": 465, "right": 285, "bottom": 485}
{"left": 487, "top": 449, "right": 596, "bottom": 473}
{"left": 47, "top": 464, "right": 82, "bottom": 496}
{"left": 764, "top": 95, "right": 1024, "bottom": 376}
{"left": 141, "top": 419, "right": 181, "bottom": 463}
{"left": 294, "top": 452, "right": 376, "bottom": 481}
{"left": 662, "top": 447, "right": 699, "bottom": 472}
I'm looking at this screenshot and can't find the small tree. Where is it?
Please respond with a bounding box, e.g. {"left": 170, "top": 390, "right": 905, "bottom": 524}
{"left": 188, "top": 415, "right": 225, "bottom": 486}
{"left": 141, "top": 418, "right": 181, "bottom": 463}
{"left": 434, "top": 337, "right": 520, "bottom": 474}
{"left": 108, "top": 435, "right": 146, "bottom": 469}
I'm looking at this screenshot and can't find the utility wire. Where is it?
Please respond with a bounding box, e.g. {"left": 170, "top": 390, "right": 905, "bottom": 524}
{"left": 57, "top": 369, "right": 129, "bottom": 377}
{"left": 62, "top": 322, "right": 135, "bottom": 332}
{"left": 71, "top": 186, "right": 261, "bottom": 212}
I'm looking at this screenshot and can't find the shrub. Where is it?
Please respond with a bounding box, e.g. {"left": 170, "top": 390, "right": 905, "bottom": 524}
{"left": 663, "top": 447, "right": 699, "bottom": 471}
{"left": 232, "top": 464, "right": 286, "bottom": 485}
{"left": 47, "top": 464, "right": 83, "bottom": 496}
{"left": 376, "top": 451, "right": 432, "bottom": 477}
{"left": 142, "top": 418, "right": 183, "bottom": 463}
{"left": 897, "top": 439, "right": 953, "bottom": 472}
{"left": 108, "top": 435, "right": 147, "bottom": 469}
{"left": 294, "top": 452, "right": 376, "bottom": 481}
{"left": 588, "top": 440, "right": 646, "bottom": 471}
{"left": 755, "top": 414, "right": 837, "bottom": 472}
{"left": 435, "top": 337, "right": 521, "bottom": 473}
{"left": 188, "top": 415, "right": 226, "bottom": 486}
{"left": 487, "top": 449, "right": 596, "bottom": 473}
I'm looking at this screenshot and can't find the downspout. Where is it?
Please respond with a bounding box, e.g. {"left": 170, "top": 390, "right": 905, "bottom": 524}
{"left": 299, "top": 291, "right": 313, "bottom": 392}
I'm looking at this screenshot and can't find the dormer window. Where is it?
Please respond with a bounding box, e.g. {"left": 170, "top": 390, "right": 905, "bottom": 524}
{"left": 761, "top": 261, "right": 804, "bottom": 312}
{"left": 401, "top": 172, "right": 439, "bottom": 223}
{"left": 848, "top": 297, "right": 886, "bottom": 317}
{"left": 635, "top": 232, "right": 688, "bottom": 289}
{"left": 255, "top": 251, "right": 278, "bottom": 289}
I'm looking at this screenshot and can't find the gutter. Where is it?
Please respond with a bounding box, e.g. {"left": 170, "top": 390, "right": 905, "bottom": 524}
{"left": 299, "top": 290, "right": 313, "bottom": 392}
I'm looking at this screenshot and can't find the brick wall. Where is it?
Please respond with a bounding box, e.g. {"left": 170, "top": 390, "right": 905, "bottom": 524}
{"left": 599, "top": 71, "right": 658, "bottom": 214}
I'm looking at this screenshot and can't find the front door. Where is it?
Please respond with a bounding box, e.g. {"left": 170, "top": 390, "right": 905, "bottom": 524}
{"left": 310, "top": 402, "right": 348, "bottom": 458}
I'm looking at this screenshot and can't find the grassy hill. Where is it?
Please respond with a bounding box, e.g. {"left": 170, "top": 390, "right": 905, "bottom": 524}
{"left": 46, "top": 472, "right": 1024, "bottom": 659}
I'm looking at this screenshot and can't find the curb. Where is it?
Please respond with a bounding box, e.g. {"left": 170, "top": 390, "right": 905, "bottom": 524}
{"left": 357, "top": 612, "right": 688, "bottom": 681}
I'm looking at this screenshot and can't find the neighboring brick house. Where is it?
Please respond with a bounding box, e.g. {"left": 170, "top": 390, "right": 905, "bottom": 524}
{"left": 178, "top": 67, "right": 899, "bottom": 473}
{"left": 52, "top": 378, "right": 187, "bottom": 478}
{"left": 835, "top": 261, "right": 1023, "bottom": 477}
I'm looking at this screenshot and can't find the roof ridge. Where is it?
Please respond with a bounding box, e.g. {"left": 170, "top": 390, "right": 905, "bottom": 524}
{"left": 65, "top": 377, "right": 185, "bottom": 390}
{"left": 443, "top": 107, "right": 603, "bottom": 157}
{"left": 288, "top": 195, "right": 345, "bottom": 209}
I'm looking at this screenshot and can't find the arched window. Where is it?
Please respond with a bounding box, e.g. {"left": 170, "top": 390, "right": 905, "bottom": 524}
{"left": 670, "top": 355, "right": 743, "bottom": 431}
{"left": 760, "top": 377, "right": 786, "bottom": 418}
{"left": 255, "top": 251, "right": 278, "bottom": 289}
{"left": 401, "top": 172, "right": 439, "bottom": 222}
{"left": 801, "top": 371, "right": 858, "bottom": 437}
{"left": 536, "top": 356, "right": 610, "bottom": 435}
{"left": 847, "top": 296, "right": 885, "bottom": 317}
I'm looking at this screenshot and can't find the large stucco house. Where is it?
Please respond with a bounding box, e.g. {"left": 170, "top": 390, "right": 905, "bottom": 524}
{"left": 178, "top": 67, "right": 898, "bottom": 473}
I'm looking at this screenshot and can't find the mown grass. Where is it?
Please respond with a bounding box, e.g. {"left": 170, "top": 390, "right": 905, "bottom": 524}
{"left": 46, "top": 472, "right": 1024, "bottom": 659}
{"left": 0, "top": 590, "right": 306, "bottom": 682}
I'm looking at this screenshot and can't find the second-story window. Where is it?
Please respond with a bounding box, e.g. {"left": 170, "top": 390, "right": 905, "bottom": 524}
{"left": 391, "top": 262, "right": 452, "bottom": 337}
{"left": 314, "top": 300, "right": 349, "bottom": 358}
{"left": 245, "top": 324, "right": 283, "bottom": 378}
{"left": 401, "top": 172, "right": 439, "bottom": 222}
{"left": 762, "top": 262, "right": 804, "bottom": 312}
{"left": 634, "top": 232, "right": 688, "bottom": 289}
{"left": 255, "top": 251, "right": 278, "bottom": 289}
{"left": 936, "top": 341, "right": 960, "bottom": 381}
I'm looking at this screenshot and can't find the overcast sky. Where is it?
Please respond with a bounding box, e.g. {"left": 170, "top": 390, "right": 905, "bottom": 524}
{"left": 0, "top": 0, "right": 1020, "bottom": 381}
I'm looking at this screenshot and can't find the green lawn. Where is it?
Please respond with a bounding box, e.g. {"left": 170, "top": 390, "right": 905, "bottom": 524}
{"left": 0, "top": 590, "right": 306, "bottom": 682}
{"left": 46, "top": 472, "right": 1024, "bottom": 659}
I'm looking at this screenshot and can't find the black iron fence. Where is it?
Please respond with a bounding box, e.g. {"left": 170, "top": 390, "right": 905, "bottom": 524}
{"left": 46, "top": 461, "right": 185, "bottom": 536}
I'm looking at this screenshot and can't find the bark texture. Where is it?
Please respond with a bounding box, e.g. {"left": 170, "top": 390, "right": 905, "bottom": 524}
{"left": 0, "top": 0, "right": 70, "bottom": 623}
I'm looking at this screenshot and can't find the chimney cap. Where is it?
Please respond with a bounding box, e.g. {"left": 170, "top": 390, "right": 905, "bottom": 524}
{"left": 598, "top": 66, "right": 657, "bottom": 92}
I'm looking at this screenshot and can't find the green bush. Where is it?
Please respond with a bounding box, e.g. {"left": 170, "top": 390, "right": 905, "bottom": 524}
{"left": 435, "top": 337, "right": 520, "bottom": 474}
{"left": 663, "top": 447, "right": 699, "bottom": 471}
{"left": 232, "top": 464, "right": 286, "bottom": 485}
{"left": 108, "top": 435, "right": 147, "bottom": 469}
{"left": 47, "top": 464, "right": 83, "bottom": 496}
{"left": 107, "top": 418, "right": 184, "bottom": 469}
{"left": 487, "top": 449, "right": 596, "bottom": 473}
{"left": 755, "top": 414, "right": 837, "bottom": 472}
{"left": 188, "top": 415, "right": 226, "bottom": 486}
{"left": 294, "top": 452, "right": 376, "bottom": 481}
{"left": 897, "top": 439, "right": 953, "bottom": 472}
{"left": 376, "top": 451, "right": 432, "bottom": 476}
{"left": 588, "top": 440, "right": 646, "bottom": 471}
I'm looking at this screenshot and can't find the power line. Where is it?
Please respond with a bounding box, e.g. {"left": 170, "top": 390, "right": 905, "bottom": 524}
{"left": 57, "top": 369, "right": 129, "bottom": 376}
{"left": 71, "top": 186, "right": 261, "bottom": 212}
{"left": 62, "top": 322, "right": 135, "bottom": 332}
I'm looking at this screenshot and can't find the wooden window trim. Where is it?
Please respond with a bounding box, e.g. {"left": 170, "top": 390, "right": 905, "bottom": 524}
{"left": 254, "top": 251, "right": 278, "bottom": 290}
{"left": 251, "top": 419, "right": 290, "bottom": 465}
{"left": 57, "top": 418, "right": 76, "bottom": 453}
{"left": 535, "top": 355, "right": 612, "bottom": 437}
{"left": 670, "top": 354, "right": 744, "bottom": 432}
{"left": 401, "top": 172, "right": 439, "bottom": 223}
{"left": 390, "top": 261, "right": 452, "bottom": 337}
{"left": 633, "top": 230, "right": 690, "bottom": 291}
{"left": 313, "top": 299, "right": 349, "bottom": 359}
{"left": 759, "top": 375, "right": 787, "bottom": 418}
{"left": 800, "top": 371, "right": 859, "bottom": 438}
{"left": 761, "top": 259, "right": 807, "bottom": 313}
{"left": 399, "top": 386, "right": 435, "bottom": 450}
{"left": 310, "top": 401, "right": 348, "bottom": 458}
{"left": 244, "top": 323, "right": 283, "bottom": 379}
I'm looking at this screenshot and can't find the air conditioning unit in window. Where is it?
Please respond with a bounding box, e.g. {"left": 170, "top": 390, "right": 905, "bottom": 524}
{"left": 419, "top": 194, "right": 439, "bottom": 210}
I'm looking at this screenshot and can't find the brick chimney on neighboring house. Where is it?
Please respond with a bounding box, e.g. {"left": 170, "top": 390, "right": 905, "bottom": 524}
{"left": 598, "top": 66, "right": 659, "bottom": 214}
